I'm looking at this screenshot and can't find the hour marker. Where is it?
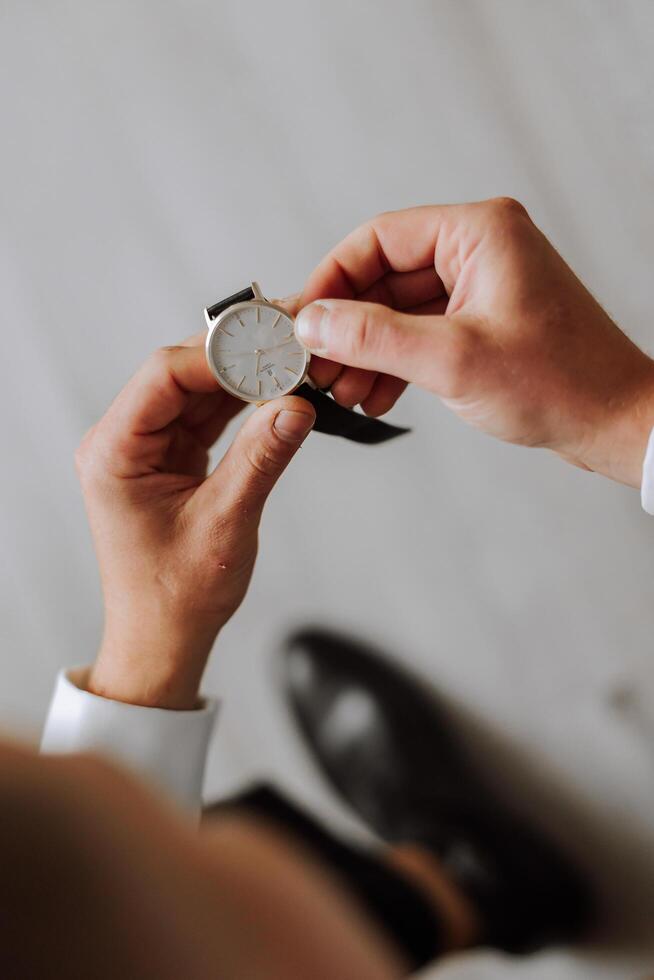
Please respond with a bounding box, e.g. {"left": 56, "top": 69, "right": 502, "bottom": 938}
{"left": 284, "top": 366, "right": 297, "bottom": 375}
{"left": 236, "top": 315, "right": 246, "bottom": 328}
{"left": 257, "top": 379, "right": 261, "bottom": 397}
{"left": 271, "top": 313, "right": 281, "bottom": 329}
{"left": 273, "top": 375, "right": 282, "bottom": 390}
{"left": 282, "top": 332, "right": 293, "bottom": 340}
{"left": 220, "top": 364, "right": 236, "bottom": 373}
{"left": 256, "top": 306, "right": 260, "bottom": 323}
{"left": 218, "top": 326, "right": 234, "bottom": 336}
{"left": 236, "top": 375, "right": 246, "bottom": 391}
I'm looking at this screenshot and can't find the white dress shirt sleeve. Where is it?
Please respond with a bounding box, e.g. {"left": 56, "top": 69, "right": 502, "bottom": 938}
{"left": 642, "top": 425, "right": 654, "bottom": 514}
{"left": 41, "top": 667, "right": 218, "bottom": 812}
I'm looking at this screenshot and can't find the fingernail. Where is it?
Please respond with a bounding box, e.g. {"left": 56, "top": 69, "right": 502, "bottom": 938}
{"left": 295, "top": 301, "right": 331, "bottom": 355}
{"left": 274, "top": 409, "right": 315, "bottom": 443}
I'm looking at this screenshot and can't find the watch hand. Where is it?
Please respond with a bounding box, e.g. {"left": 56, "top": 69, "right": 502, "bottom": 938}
{"left": 260, "top": 339, "right": 296, "bottom": 354}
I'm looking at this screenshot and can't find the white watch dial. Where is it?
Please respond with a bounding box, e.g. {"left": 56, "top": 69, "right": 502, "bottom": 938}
{"left": 206, "top": 302, "right": 308, "bottom": 402}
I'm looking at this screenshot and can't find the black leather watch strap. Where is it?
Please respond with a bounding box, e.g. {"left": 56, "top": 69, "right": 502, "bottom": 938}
{"left": 205, "top": 286, "right": 255, "bottom": 321}
{"left": 294, "top": 383, "right": 409, "bottom": 444}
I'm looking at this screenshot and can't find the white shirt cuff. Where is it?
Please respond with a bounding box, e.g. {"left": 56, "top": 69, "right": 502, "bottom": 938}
{"left": 642, "top": 425, "right": 654, "bottom": 514}
{"left": 41, "top": 667, "right": 218, "bottom": 812}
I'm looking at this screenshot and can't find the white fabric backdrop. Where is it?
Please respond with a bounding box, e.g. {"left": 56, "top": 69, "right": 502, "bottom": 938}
{"left": 1, "top": 2, "right": 653, "bottom": 976}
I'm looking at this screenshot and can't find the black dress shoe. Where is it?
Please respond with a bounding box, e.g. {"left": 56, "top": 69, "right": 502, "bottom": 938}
{"left": 283, "top": 626, "right": 593, "bottom": 954}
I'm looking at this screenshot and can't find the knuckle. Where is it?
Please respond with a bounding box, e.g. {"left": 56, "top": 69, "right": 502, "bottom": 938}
{"left": 488, "top": 195, "right": 530, "bottom": 227}
{"left": 352, "top": 216, "right": 379, "bottom": 242}
{"left": 370, "top": 210, "right": 391, "bottom": 229}
{"left": 74, "top": 443, "right": 89, "bottom": 476}
{"left": 142, "top": 347, "right": 181, "bottom": 401}
{"left": 74, "top": 425, "right": 98, "bottom": 478}
{"left": 350, "top": 216, "right": 390, "bottom": 265}
{"left": 347, "top": 306, "right": 375, "bottom": 360}
{"left": 245, "top": 439, "right": 284, "bottom": 482}
{"left": 149, "top": 345, "right": 178, "bottom": 366}
{"left": 144, "top": 347, "right": 180, "bottom": 388}
{"left": 372, "top": 208, "right": 398, "bottom": 227}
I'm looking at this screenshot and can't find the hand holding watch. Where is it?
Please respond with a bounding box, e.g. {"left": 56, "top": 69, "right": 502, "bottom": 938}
{"left": 204, "top": 282, "right": 409, "bottom": 444}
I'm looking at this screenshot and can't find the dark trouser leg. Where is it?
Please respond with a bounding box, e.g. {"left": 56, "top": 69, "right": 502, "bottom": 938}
{"left": 205, "top": 784, "right": 445, "bottom": 972}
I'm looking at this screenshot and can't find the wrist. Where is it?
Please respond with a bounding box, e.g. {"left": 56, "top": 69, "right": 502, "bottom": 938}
{"left": 88, "top": 612, "right": 221, "bottom": 710}
{"left": 586, "top": 357, "right": 654, "bottom": 488}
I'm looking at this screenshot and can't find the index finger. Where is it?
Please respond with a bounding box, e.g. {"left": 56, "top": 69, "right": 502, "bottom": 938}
{"left": 299, "top": 205, "right": 454, "bottom": 306}
{"left": 109, "top": 344, "right": 221, "bottom": 436}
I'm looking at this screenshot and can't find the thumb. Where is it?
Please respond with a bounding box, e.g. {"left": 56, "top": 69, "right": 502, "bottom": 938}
{"left": 196, "top": 395, "right": 315, "bottom": 520}
{"left": 295, "top": 299, "right": 468, "bottom": 394}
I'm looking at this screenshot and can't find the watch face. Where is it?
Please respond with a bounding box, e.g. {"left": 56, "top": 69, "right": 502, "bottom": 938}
{"left": 206, "top": 302, "right": 309, "bottom": 403}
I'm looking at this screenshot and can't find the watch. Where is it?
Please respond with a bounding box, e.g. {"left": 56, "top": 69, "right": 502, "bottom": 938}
{"left": 204, "top": 282, "right": 409, "bottom": 444}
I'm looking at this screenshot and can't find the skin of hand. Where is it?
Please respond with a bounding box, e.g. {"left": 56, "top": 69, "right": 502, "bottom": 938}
{"left": 76, "top": 334, "right": 315, "bottom": 709}
{"left": 292, "top": 198, "right": 654, "bottom": 488}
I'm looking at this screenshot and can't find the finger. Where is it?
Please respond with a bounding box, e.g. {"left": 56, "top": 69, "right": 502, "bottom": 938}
{"left": 307, "top": 355, "right": 344, "bottom": 391}
{"left": 134, "top": 333, "right": 210, "bottom": 432}
{"left": 330, "top": 367, "right": 377, "bottom": 409}
{"left": 361, "top": 374, "right": 408, "bottom": 417}
{"left": 305, "top": 295, "right": 448, "bottom": 400}
{"left": 109, "top": 345, "right": 219, "bottom": 437}
{"left": 354, "top": 299, "right": 446, "bottom": 415}
{"left": 299, "top": 206, "right": 460, "bottom": 306}
{"left": 325, "top": 295, "right": 447, "bottom": 408}
{"left": 271, "top": 293, "right": 301, "bottom": 318}
{"left": 180, "top": 391, "right": 229, "bottom": 431}
{"left": 183, "top": 393, "right": 246, "bottom": 449}
{"left": 295, "top": 298, "right": 469, "bottom": 394}
{"left": 92, "top": 346, "right": 225, "bottom": 477}
{"left": 175, "top": 334, "right": 217, "bottom": 430}
{"left": 334, "top": 293, "right": 447, "bottom": 417}
{"left": 194, "top": 395, "right": 316, "bottom": 520}
{"left": 404, "top": 296, "right": 450, "bottom": 318}
{"left": 328, "top": 296, "right": 448, "bottom": 412}
{"left": 179, "top": 332, "right": 207, "bottom": 347}
{"left": 273, "top": 296, "right": 343, "bottom": 389}
{"left": 358, "top": 266, "right": 443, "bottom": 310}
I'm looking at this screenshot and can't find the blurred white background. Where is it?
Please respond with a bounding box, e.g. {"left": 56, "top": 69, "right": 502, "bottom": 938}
{"left": 1, "top": 2, "right": 653, "bottom": 977}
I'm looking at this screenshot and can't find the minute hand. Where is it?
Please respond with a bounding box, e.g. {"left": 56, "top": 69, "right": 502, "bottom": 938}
{"left": 261, "top": 339, "right": 296, "bottom": 353}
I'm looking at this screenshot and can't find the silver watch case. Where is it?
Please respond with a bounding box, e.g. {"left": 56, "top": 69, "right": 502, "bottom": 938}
{"left": 204, "top": 285, "right": 311, "bottom": 404}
